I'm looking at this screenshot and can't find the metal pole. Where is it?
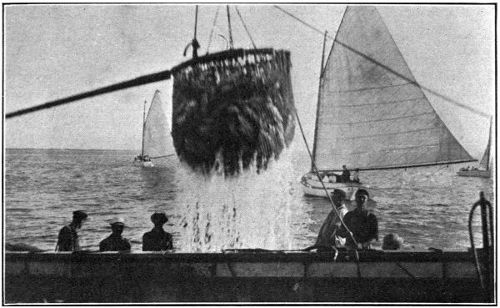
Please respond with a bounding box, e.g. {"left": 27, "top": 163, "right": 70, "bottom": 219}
{"left": 479, "top": 192, "right": 493, "bottom": 301}
{"left": 311, "top": 31, "right": 328, "bottom": 171}
{"left": 141, "top": 100, "right": 147, "bottom": 157}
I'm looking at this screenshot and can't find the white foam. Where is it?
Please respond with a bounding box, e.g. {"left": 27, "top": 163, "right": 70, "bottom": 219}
{"left": 173, "top": 149, "right": 305, "bottom": 252}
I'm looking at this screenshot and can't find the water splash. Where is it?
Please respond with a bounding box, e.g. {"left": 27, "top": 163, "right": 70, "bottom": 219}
{"left": 174, "top": 150, "right": 300, "bottom": 252}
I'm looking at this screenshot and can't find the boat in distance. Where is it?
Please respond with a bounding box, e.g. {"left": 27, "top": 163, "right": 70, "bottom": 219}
{"left": 457, "top": 118, "right": 492, "bottom": 178}
{"left": 301, "top": 6, "right": 476, "bottom": 198}
{"left": 301, "top": 172, "right": 367, "bottom": 199}
{"left": 134, "top": 90, "right": 175, "bottom": 168}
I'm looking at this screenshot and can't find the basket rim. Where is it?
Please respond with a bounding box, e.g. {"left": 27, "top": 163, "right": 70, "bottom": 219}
{"left": 171, "top": 48, "right": 290, "bottom": 74}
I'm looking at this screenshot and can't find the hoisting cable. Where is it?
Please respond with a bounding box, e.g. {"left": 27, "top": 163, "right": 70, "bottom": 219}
{"left": 235, "top": 6, "right": 257, "bottom": 49}
{"left": 194, "top": 5, "right": 199, "bottom": 40}
{"left": 273, "top": 5, "right": 491, "bottom": 119}
{"left": 184, "top": 5, "right": 200, "bottom": 57}
{"left": 6, "top": 69, "right": 172, "bottom": 119}
{"left": 226, "top": 5, "right": 234, "bottom": 49}
{"left": 206, "top": 6, "right": 220, "bottom": 54}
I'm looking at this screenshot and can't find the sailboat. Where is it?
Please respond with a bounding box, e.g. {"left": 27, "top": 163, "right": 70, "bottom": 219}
{"left": 134, "top": 90, "right": 175, "bottom": 168}
{"left": 457, "top": 118, "right": 492, "bottom": 178}
{"left": 301, "top": 6, "right": 476, "bottom": 199}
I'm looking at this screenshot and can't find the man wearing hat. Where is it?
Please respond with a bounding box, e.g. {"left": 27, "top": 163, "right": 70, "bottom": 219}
{"left": 142, "top": 212, "right": 173, "bottom": 251}
{"left": 99, "top": 218, "right": 131, "bottom": 252}
{"left": 56, "top": 210, "right": 88, "bottom": 251}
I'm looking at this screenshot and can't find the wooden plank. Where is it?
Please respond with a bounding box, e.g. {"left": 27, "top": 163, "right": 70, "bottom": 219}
{"left": 217, "top": 262, "right": 305, "bottom": 277}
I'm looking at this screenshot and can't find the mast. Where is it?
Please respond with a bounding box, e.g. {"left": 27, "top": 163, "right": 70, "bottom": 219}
{"left": 141, "top": 100, "right": 147, "bottom": 157}
{"left": 311, "top": 30, "right": 328, "bottom": 171}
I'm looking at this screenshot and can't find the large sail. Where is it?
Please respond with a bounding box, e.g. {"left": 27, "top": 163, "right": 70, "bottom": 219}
{"left": 479, "top": 118, "right": 492, "bottom": 170}
{"left": 313, "top": 6, "right": 474, "bottom": 171}
{"left": 143, "top": 90, "right": 174, "bottom": 158}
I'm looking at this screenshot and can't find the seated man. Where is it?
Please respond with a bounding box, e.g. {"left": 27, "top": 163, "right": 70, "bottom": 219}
{"left": 382, "top": 233, "right": 404, "bottom": 250}
{"left": 341, "top": 165, "right": 351, "bottom": 183}
{"left": 338, "top": 189, "right": 378, "bottom": 249}
{"left": 315, "top": 189, "right": 349, "bottom": 248}
{"left": 143, "top": 212, "right": 173, "bottom": 251}
{"left": 99, "top": 218, "right": 131, "bottom": 252}
{"left": 56, "top": 210, "right": 88, "bottom": 252}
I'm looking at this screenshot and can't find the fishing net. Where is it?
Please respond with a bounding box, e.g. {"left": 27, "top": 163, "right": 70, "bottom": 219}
{"left": 172, "top": 49, "right": 296, "bottom": 176}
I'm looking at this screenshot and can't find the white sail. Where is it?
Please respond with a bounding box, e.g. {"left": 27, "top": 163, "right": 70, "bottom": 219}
{"left": 143, "top": 90, "right": 174, "bottom": 158}
{"left": 312, "top": 6, "right": 474, "bottom": 171}
{"left": 479, "top": 118, "right": 492, "bottom": 171}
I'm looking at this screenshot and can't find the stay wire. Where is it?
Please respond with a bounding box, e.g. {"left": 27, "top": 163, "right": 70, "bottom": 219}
{"left": 235, "top": 6, "right": 257, "bottom": 49}
{"left": 293, "top": 108, "right": 359, "bottom": 248}
{"left": 273, "top": 5, "right": 491, "bottom": 119}
{"left": 206, "top": 6, "right": 220, "bottom": 54}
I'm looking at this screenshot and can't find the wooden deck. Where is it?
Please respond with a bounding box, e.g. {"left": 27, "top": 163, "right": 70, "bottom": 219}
{"left": 4, "top": 249, "right": 494, "bottom": 303}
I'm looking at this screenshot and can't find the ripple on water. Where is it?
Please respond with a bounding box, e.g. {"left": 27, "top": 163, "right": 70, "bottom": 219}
{"left": 4, "top": 148, "right": 495, "bottom": 252}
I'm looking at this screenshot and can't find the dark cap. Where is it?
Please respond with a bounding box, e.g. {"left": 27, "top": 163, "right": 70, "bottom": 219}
{"left": 151, "top": 212, "right": 168, "bottom": 225}
{"left": 72, "top": 210, "right": 88, "bottom": 221}
{"left": 331, "top": 189, "right": 347, "bottom": 200}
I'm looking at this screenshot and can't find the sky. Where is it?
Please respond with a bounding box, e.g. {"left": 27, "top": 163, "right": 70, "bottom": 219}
{"left": 4, "top": 4, "right": 495, "bottom": 159}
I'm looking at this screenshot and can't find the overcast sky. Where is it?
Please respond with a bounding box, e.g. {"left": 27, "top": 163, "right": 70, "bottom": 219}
{"left": 4, "top": 4, "right": 495, "bottom": 159}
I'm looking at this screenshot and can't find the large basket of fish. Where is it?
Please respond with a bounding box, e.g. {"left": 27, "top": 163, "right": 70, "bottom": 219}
{"left": 171, "top": 49, "right": 296, "bottom": 176}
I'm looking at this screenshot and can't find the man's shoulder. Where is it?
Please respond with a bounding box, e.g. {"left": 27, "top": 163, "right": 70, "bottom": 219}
{"left": 99, "top": 235, "right": 113, "bottom": 245}
{"left": 59, "top": 225, "right": 71, "bottom": 234}
{"left": 343, "top": 210, "right": 354, "bottom": 217}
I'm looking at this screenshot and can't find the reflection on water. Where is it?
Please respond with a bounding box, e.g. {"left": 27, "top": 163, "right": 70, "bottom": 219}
{"left": 4, "top": 148, "right": 494, "bottom": 251}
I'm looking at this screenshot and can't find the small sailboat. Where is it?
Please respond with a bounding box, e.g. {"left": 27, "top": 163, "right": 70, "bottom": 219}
{"left": 457, "top": 119, "right": 492, "bottom": 178}
{"left": 301, "top": 6, "right": 476, "bottom": 199}
{"left": 134, "top": 90, "right": 175, "bottom": 167}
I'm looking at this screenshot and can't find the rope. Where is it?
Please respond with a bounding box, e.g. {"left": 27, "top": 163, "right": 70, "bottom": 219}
{"left": 194, "top": 5, "right": 198, "bottom": 40}
{"left": 226, "top": 6, "right": 234, "bottom": 49}
{"left": 293, "top": 108, "right": 359, "bottom": 248}
{"left": 273, "top": 5, "right": 491, "bottom": 119}
{"left": 235, "top": 6, "right": 257, "bottom": 49}
{"left": 206, "top": 6, "right": 220, "bottom": 54}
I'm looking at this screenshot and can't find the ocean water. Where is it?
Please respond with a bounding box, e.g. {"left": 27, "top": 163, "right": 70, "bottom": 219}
{"left": 4, "top": 148, "right": 494, "bottom": 252}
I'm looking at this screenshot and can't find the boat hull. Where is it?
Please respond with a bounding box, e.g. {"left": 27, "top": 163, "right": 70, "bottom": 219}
{"left": 457, "top": 170, "right": 491, "bottom": 178}
{"left": 133, "top": 160, "right": 155, "bottom": 168}
{"left": 301, "top": 173, "right": 367, "bottom": 199}
{"left": 4, "top": 250, "right": 492, "bottom": 303}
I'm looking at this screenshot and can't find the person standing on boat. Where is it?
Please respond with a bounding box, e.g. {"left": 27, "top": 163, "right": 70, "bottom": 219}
{"left": 56, "top": 210, "right": 88, "bottom": 251}
{"left": 338, "top": 189, "right": 378, "bottom": 249}
{"left": 142, "top": 212, "right": 173, "bottom": 251}
{"left": 341, "top": 165, "right": 351, "bottom": 183}
{"left": 315, "top": 189, "right": 349, "bottom": 248}
{"left": 99, "top": 218, "right": 131, "bottom": 252}
{"left": 352, "top": 169, "right": 360, "bottom": 183}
